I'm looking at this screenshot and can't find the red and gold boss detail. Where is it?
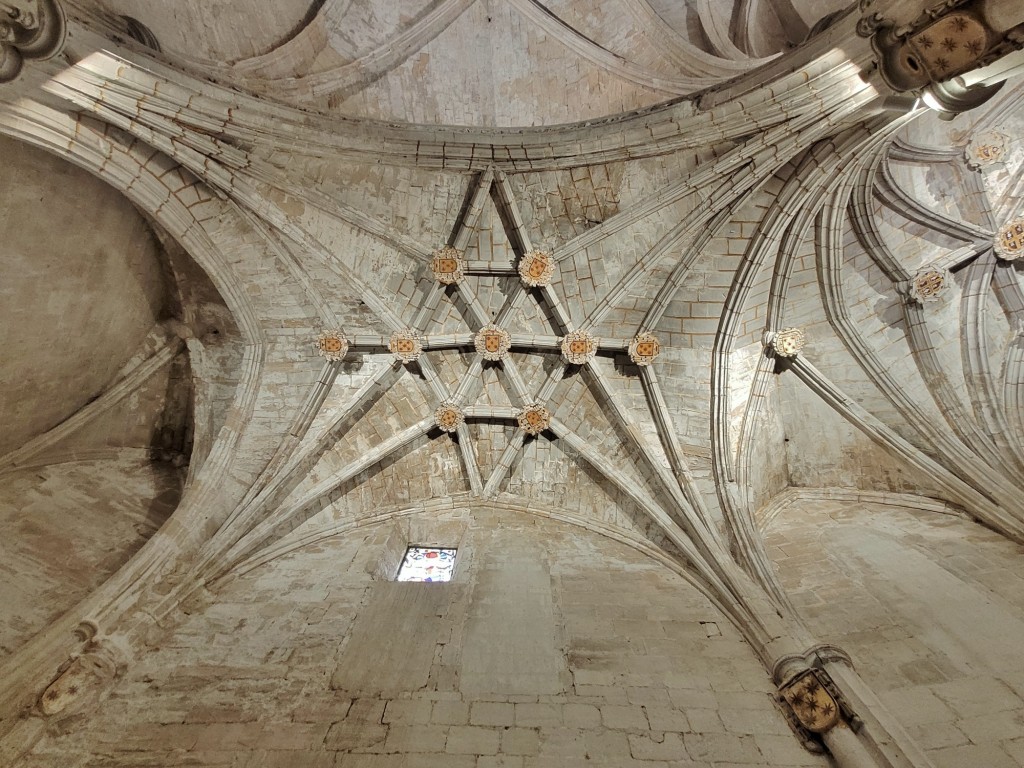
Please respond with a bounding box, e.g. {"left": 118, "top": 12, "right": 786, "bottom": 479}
{"left": 907, "top": 13, "right": 988, "bottom": 79}
{"left": 517, "top": 404, "right": 551, "bottom": 435}
{"left": 909, "top": 269, "right": 945, "bottom": 303}
{"left": 635, "top": 340, "right": 657, "bottom": 357}
{"left": 518, "top": 249, "right": 555, "bottom": 287}
{"left": 437, "top": 409, "right": 460, "bottom": 430}
{"left": 433, "top": 403, "right": 464, "bottom": 433}
{"left": 474, "top": 325, "right": 512, "bottom": 361}
{"left": 628, "top": 332, "right": 661, "bottom": 366}
{"left": 388, "top": 330, "right": 423, "bottom": 362}
{"left": 315, "top": 330, "right": 349, "bottom": 361}
{"left": 560, "top": 330, "right": 598, "bottom": 365}
{"left": 483, "top": 332, "right": 503, "bottom": 353}
{"left": 431, "top": 245, "right": 465, "bottom": 284}
{"left": 996, "top": 220, "right": 1024, "bottom": 260}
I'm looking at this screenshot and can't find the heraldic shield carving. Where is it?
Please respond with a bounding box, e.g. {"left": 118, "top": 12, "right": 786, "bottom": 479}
{"left": 316, "top": 330, "right": 349, "bottom": 361}
{"left": 517, "top": 404, "right": 551, "bottom": 436}
{"left": 474, "top": 324, "right": 512, "bottom": 361}
{"left": 995, "top": 218, "right": 1024, "bottom": 261}
{"left": 779, "top": 670, "right": 841, "bottom": 734}
{"left": 518, "top": 249, "right": 556, "bottom": 287}
{"left": 431, "top": 245, "right": 466, "bottom": 284}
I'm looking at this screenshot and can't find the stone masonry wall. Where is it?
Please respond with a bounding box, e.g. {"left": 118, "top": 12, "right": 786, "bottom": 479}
{"left": 19, "top": 505, "right": 827, "bottom": 768}
{"left": 765, "top": 498, "right": 1024, "bottom": 768}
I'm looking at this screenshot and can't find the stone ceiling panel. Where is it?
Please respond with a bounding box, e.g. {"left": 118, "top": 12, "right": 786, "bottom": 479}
{"left": 333, "top": 0, "right": 667, "bottom": 126}
{"left": 0, "top": 136, "right": 170, "bottom": 457}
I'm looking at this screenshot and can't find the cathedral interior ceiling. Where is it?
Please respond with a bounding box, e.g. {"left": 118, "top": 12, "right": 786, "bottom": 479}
{"left": 1, "top": 0, "right": 1024, "bottom": 763}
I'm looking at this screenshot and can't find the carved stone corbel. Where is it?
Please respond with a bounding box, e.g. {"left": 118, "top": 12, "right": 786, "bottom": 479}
{"left": 35, "top": 629, "right": 126, "bottom": 726}
{"left": 773, "top": 645, "right": 862, "bottom": 741}
{"left": 0, "top": 0, "right": 65, "bottom": 83}
{"left": 860, "top": 0, "right": 1024, "bottom": 111}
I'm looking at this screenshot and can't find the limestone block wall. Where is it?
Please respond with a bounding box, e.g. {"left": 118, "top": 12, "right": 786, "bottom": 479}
{"left": 777, "top": 372, "right": 947, "bottom": 496}
{"left": 0, "top": 456, "right": 182, "bottom": 660}
{"left": 765, "top": 499, "right": 1024, "bottom": 768}
{"left": 18, "top": 506, "right": 827, "bottom": 768}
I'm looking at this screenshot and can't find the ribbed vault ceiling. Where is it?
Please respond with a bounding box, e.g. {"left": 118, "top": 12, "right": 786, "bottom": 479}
{"left": 85, "top": 0, "right": 850, "bottom": 125}
{"left": 1, "top": 0, "right": 1024, "bottom": 730}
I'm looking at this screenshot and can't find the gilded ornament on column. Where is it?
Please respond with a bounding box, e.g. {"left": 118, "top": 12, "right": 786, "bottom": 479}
{"left": 995, "top": 218, "right": 1024, "bottom": 261}
{"left": 474, "top": 324, "right": 512, "bottom": 361}
{"left": 516, "top": 404, "right": 551, "bottom": 435}
{"left": 908, "top": 269, "right": 947, "bottom": 303}
{"left": 315, "top": 330, "right": 349, "bottom": 361}
{"left": 628, "top": 332, "right": 661, "bottom": 366}
{"left": 518, "top": 249, "right": 555, "bottom": 287}
{"left": 560, "top": 330, "right": 598, "bottom": 365}
{"left": 779, "top": 670, "right": 841, "bottom": 734}
{"left": 433, "top": 403, "right": 465, "bottom": 433}
{"left": 389, "top": 329, "right": 423, "bottom": 363}
{"left": 767, "top": 327, "right": 805, "bottom": 358}
{"left": 965, "top": 131, "right": 1009, "bottom": 170}
{"left": 430, "top": 245, "right": 466, "bottom": 285}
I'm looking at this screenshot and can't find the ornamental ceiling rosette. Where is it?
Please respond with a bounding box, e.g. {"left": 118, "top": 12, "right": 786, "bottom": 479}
{"left": 474, "top": 324, "right": 512, "bottom": 361}
{"left": 995, "top": 218, "right": 1024, "bottom": 261}
{"left": 431, "top": 245, "right": 466, "bottom": 285}
{"left": 628, "top": 332, "right": 661, "bottom": 366}
{"left": 388, "top": 329, "right": 423, "bottom": 363}
{"left": 315, "top": 329, "right": 348, "bottom": 361}
{"left": 560, "top": 330, "right": 598, "bottom": 365}
{"left": 516, "top": 404, "right": 551, "bottom": 436}
{"left": 518, "top": 249, "right": 555, "bottom": 287}
{"left": 965, "top": 131, "right": 1009, "bottom": 170}
{"left": 433, "top": 403, "right": 464, "bottom": 433}
{"left": 766, "top": 327, "right": 805, "bottom": 358}
{"left": 908, "top": 269, "right": 947, "bottom": 303}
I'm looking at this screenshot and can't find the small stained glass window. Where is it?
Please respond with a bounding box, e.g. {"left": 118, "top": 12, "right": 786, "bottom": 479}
{"left": 396, "top": 546, "right": 457, "bottom": 582}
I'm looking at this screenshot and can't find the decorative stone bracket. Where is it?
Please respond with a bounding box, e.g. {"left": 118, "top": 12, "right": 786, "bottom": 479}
{"left": 35, "top": 623, "right": 125, "bottom": 723}
{"left": 772, "top": 645, "right": 866, "bottom": 759}
{"left": 859, "top": 0, "right": 1024, "bottom": 112}
{"left": 0, "top": 0, "right": 65, "bottom": 83}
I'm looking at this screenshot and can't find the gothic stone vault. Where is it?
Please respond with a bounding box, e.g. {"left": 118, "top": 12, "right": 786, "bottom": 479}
{"left": 2, "top": 0, "right": 1024, "bottom": 766}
